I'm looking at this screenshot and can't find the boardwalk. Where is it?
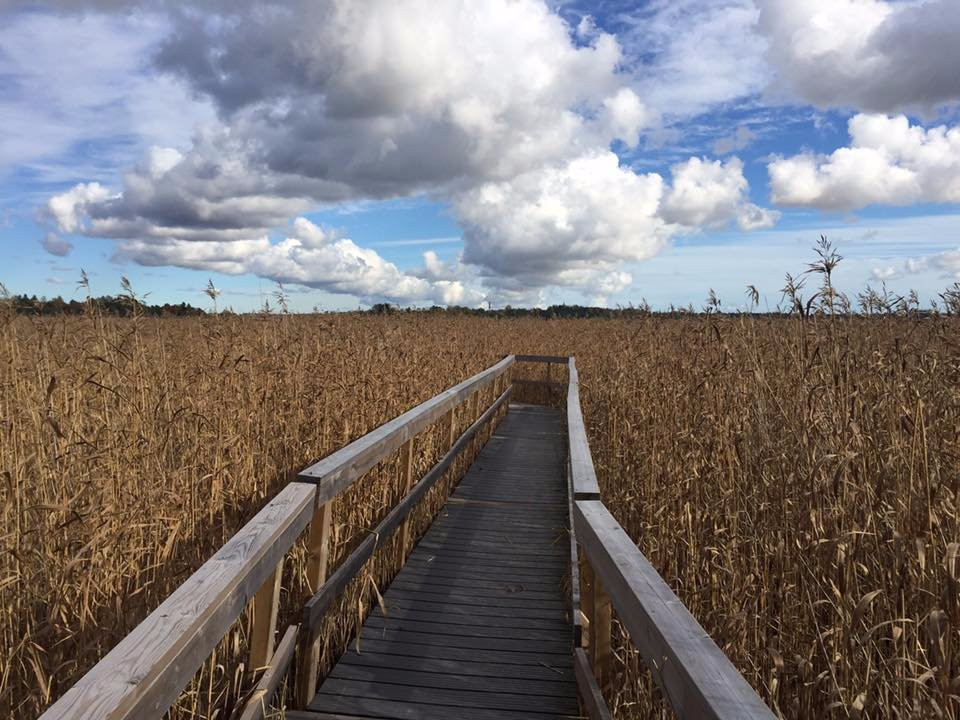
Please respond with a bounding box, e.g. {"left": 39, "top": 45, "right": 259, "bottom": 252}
{"left": 306, "top": 404, "right": 579, "bottom": 719}
{"left": 41, "top": 356, "right": 775, "bottom": 720}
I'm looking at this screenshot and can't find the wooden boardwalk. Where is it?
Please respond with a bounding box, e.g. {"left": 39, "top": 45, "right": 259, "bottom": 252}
{"left": 305, "top": 404, "right": 579, "bottom": 719}
{"left": 42, "top": 356, "right": 775, "bottom": 720}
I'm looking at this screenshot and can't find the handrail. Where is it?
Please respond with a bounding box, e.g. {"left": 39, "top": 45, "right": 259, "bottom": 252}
{"left": 39, "top": 483, "right": 317, "bottom": 720}
{"left": 567, "top": 358, "right": 601, "bottom": 500}
{"left": 555, "top": 355, "right": 775, "bottom": 720}
{"left": 39, "top": 356, "right": 515, "bottom": 720}
{"left": 573, "top": 501, "right": 774, "bottom": 719}
{"left": 298, "top": 355, "right": 515, "bottom": 504}
{"left": 301, "top": 384, "right": 513, "bottom": 631}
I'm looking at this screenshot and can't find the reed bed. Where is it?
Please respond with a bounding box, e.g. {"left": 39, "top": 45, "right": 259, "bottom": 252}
{"left": 2, "top": 301, "right": 959, "bottom": 718}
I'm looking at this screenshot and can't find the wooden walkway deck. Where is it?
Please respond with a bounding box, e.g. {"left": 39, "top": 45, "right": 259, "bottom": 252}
{"left": 304, "top": 403, "right": 579, "bottom": 719}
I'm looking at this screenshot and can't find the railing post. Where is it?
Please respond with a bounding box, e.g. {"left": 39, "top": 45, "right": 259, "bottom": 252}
{"left": 447, "top": 406, "right": 457, "bottom": 450}
{"left": 580, "top": 555, "right": 594, "bottom": 651}
{"left": 398, "top": 437, "right": 416, "bottom": 558}
{"left": 592, "top": 573, "right": 613, "bottom": 693}
{"left": 296, "top": 500, "right": 334, "bottom": 707}
{"left": 250, "top": 561, "right": 283, "bottom": 671}
{"left": 469, "top": 392, "right": 480, "bottom": 457}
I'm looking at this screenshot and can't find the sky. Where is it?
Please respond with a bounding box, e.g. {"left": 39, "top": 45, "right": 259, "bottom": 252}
{"left": 1, "top": 0, "right": 960, "bottom": 312}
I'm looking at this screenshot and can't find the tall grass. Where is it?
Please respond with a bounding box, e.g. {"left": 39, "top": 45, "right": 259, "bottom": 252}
{"left": 2, "top": 292, "right": 959, "bottom": 718}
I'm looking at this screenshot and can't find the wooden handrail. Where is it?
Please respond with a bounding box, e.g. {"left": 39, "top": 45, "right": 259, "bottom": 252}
{"left": 573, "top": 501, "right": 775, "bottom": 719}
{"left": 567, "top": 357, "right": 601, "bottom": 500}
{"left": 39, "top": 483, "right": 317, "bottom": 720}
{"left": 298, "top": 355, "right": 515, "bottom": 504}
{"left": 39, "top": 356, "right": 515, "bottom": 720}
{"left": 300, "top": 384, "right": 513, "bottom": 631}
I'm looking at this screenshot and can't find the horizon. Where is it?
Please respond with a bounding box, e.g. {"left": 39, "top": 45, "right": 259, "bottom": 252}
{"left": 2, "top": 1, "right": 959, "bottom": 311}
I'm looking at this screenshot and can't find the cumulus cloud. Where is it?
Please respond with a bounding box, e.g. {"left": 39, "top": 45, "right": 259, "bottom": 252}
{"left": 758, "top": 0, "right": 960, "bottom": 113}
{"left": 455, "top": 151, "right": 670, "bottom": 288}
{"left": 112, "top": 215, "right": 480, "bottom": 304}
{"left": 769, "top": 114, "right": 960, "bottom": 210}
{"left": 35, "top": 0, "right": 779, "bottom": 306}
{"left": 661, "top": 156, "right": 779, "bottom": 230}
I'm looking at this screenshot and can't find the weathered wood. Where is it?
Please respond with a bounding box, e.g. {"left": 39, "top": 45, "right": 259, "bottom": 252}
{"left": 591, "top": 574, "right": 612, "bottom": 691}
{"left": 398, "top": 437, "right": 415, "bottom": 558}
{"left": 568, "top": 457, "right": 583, "bottom": 649}
{"left": 38, "top": 483, "right": 316, "bottom": 720}
{"left": 249, "top": 561, "right": 283, "bottom": 670}
{"left": 511, "top": 378, "right": 564, "bottom": 389}
{"left": 296, "top": 499, "right": 334, "bottom": 706}
{"left": 567, "top": 357, "right": 602, "bottom": 500}
{"left": 302, "top": 386, "right": 513, "bottom": 632}
{"left": 309, "top": 404, "right": 577, "bottom": 719}
{"left": 304, "top": 501, "right": 334, "bottom": 593}
{"left": 238, "top": 624, "right": 298, "bottom": 720}
{"left": 515, "top": 354, "right": 569, "bottom": 364}
{"left": 574, "top": 648, "right": 613, "bottom": 720}
{"left": 573, "top": 500, "right": 775, "bottom": 720}
{"left": 298, "top": 355, "right": 514, "bottom": 503}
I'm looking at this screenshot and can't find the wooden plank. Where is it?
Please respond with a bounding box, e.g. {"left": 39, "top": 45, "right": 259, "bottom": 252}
{"left": 363, "top": 615, "right": 565, "bottom": 642}
{"left": 238, "top": 624, "right": 298, "bottom": 720}
{"left": 573, "top": 648, "right": 613, "bottom": 720}
{"left": 381, "top": 588, "right": 566, "bottom": 612}
{"left": 514, "top": 354, "right": 569, "bottom": 364}
{"left": 302, "top": 386, "right": 513, "bottom": 632}
{"left": 308, "top": 693, "right": 559, "bottom": 720}
{"left": 357, "top": 627, "right": 570, "bottom": 654}
{"left": 567, "top": 358, "right": 601, "bottom": 500}
{"left": 573, "top": 500, "right": 775, "bottom": 719}
{"left": 369, "top": 606, "right": 568, "bottom": 632}
{"left": 338, "top": 650, "right": 575, "bottom": 682}
{"left": 298, "top": 355, "right": 515, "bottom": 503}
{"left": 39, "top": 483, "right": 316, "bottom": 720}
{"left": 381, "top": 596, "right": 567, "bottom": 622}
{"left": 394, "top": 567, "right": 563, "bottom": 590}
{"left": 316, "top": 677, "right": 579, "bottom": 715}
{"left": 329, "top": 663, "right": 575, "bottom": 697}
{"left": 348, "top": 638, "right": 573, "bottom": 668}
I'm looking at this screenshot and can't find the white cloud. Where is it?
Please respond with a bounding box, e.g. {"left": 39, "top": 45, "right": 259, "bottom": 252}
{"left": 661, "top": 156, "right": 778, "bottom": 230}
{"left": 758, "top": 0, "right": 960, "bottom": 113}
{"left": 769, "top": 114, "right": 960, "bottom": 210}
{"left": 47, "top": 182, "right": 114, "bottom": 233}
{"left": 601, "top": 88, "right": 653, "bottom": 149}
{"left": 455, "top": 151, "right": 670, "bottom": 290}
{"left": 900, "top": 248, "right": 960, "bottom": 280}
{"left": 0, "top": 10, "right": 214, "bottom": 180}
{"left": 870, "top": 265, "right": 901, "bottom": 281}
{"left": 113, "top": 216, "right": 481, "bottom": 304}
{"left": 625, "top": 0, "right": 769, "bottom": 119}
{"left": 31, "top": 0, "right": 779, "bottom": 306}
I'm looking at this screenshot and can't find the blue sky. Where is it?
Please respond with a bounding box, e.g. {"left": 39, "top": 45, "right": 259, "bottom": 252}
{"left": 2, "top": 0, "right": 959, "bottom": 311}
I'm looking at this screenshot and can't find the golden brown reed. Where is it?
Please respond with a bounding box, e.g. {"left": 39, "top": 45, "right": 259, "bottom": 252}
{"left": 2, "top": 306, "right": 959, "bottom": 718}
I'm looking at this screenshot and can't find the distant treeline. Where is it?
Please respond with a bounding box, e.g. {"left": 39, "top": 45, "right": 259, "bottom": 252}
{"left": 4, "top": 294, "right": 206, "bottom": 317}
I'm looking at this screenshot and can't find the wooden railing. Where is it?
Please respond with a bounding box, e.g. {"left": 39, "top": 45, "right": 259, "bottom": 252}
{"left": 39, "top": 356, "right": 515, "bottom": 720}
{"left": 516, "top": 355, "right": 775, "bottom": 720}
